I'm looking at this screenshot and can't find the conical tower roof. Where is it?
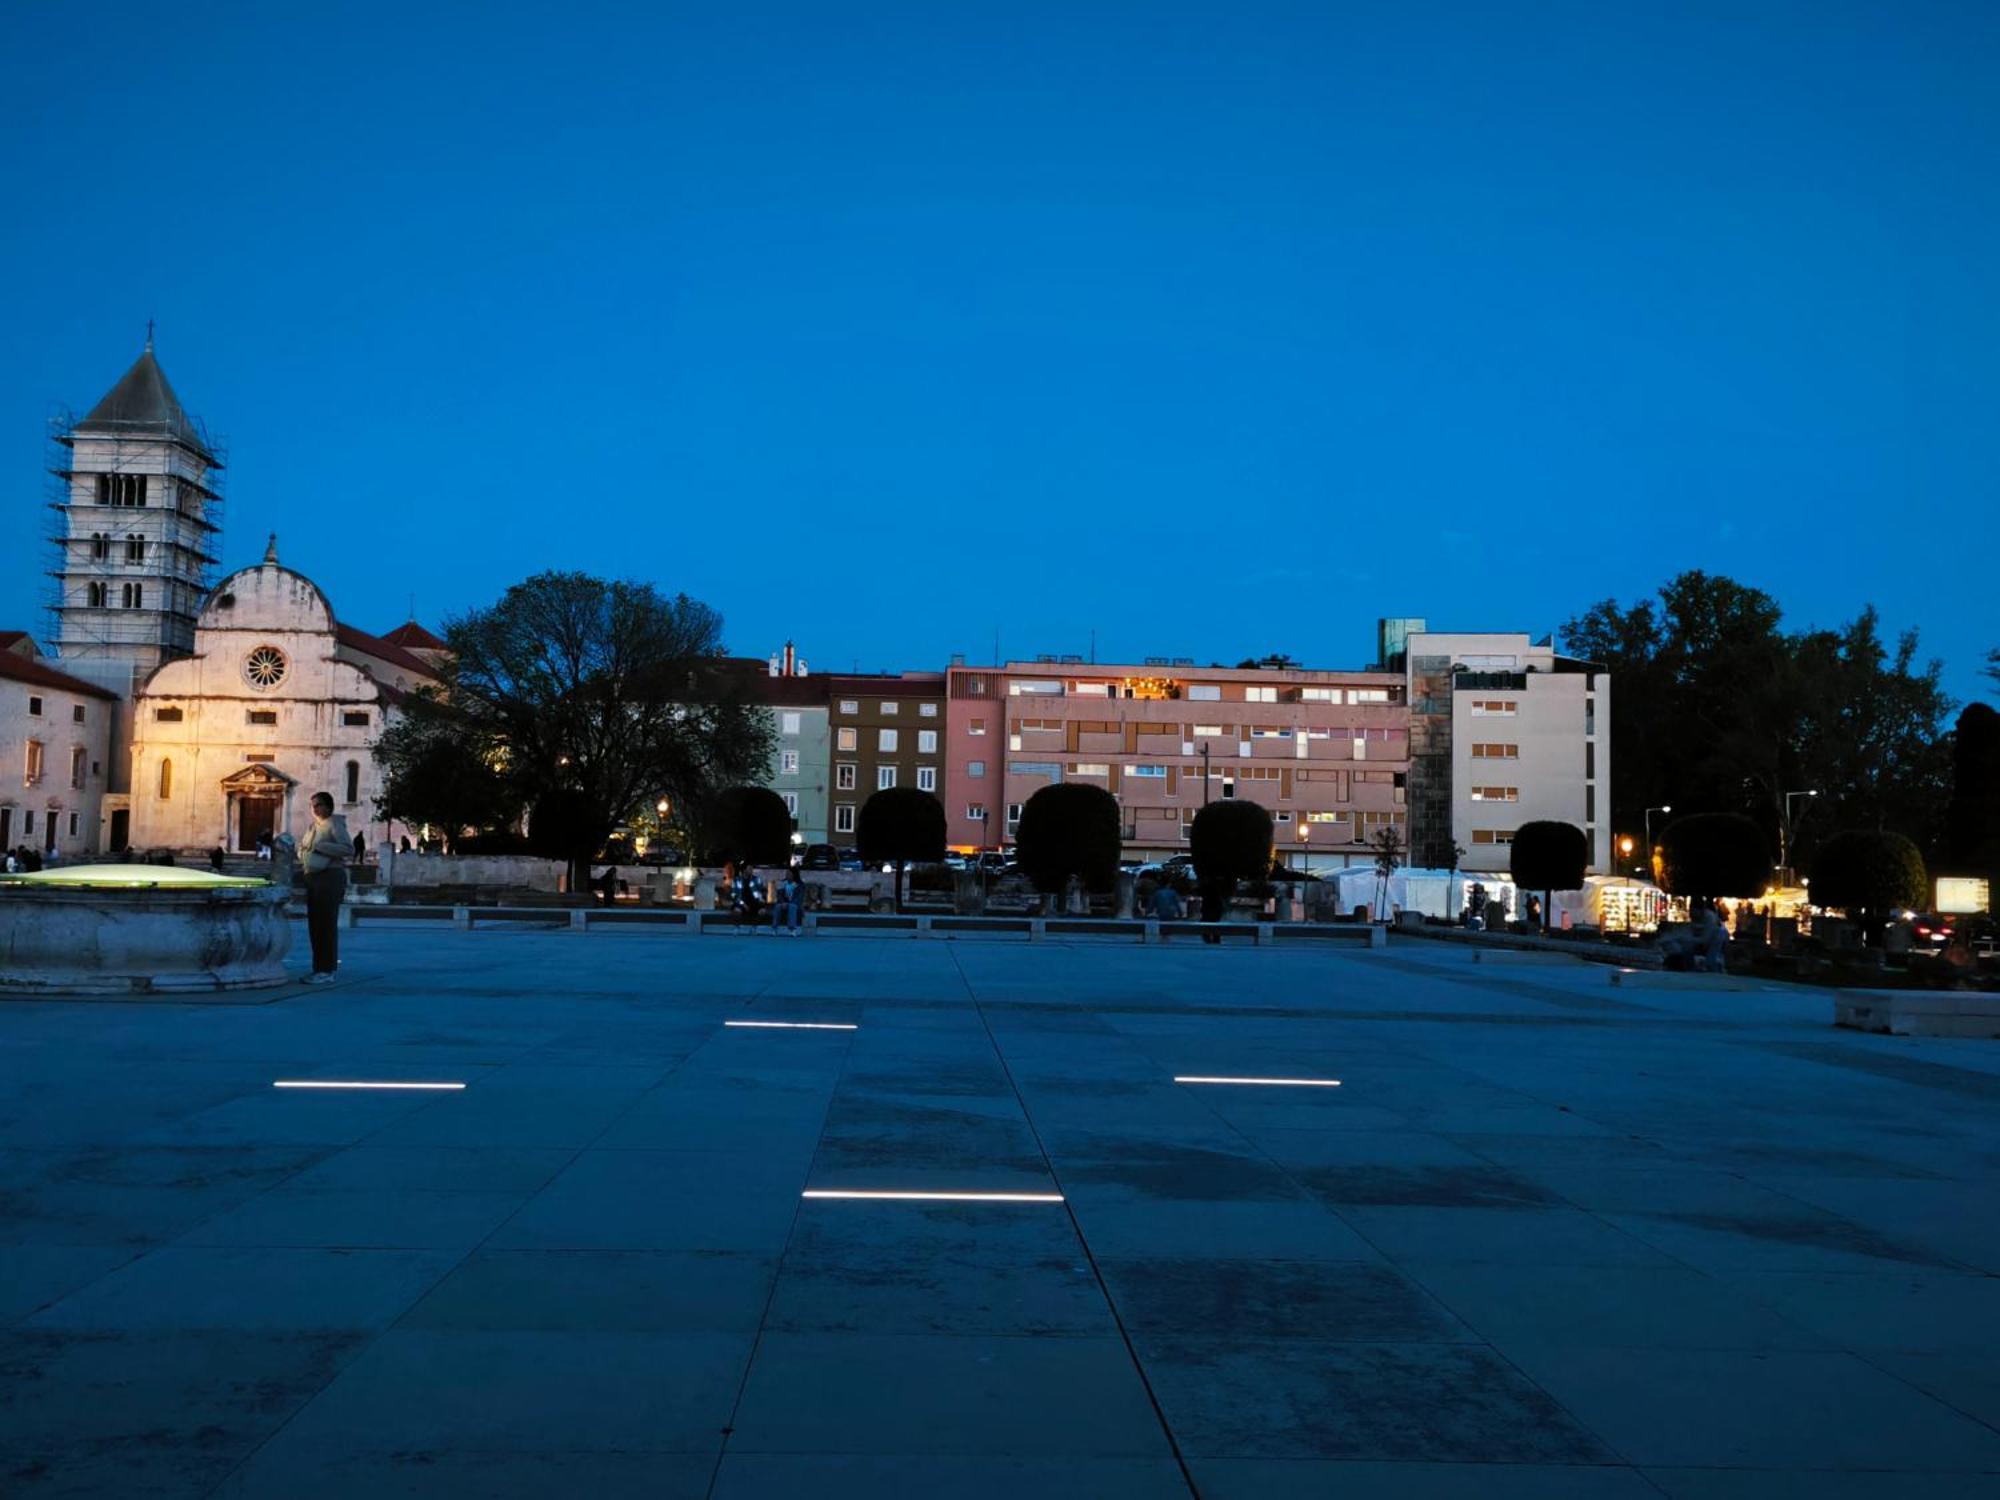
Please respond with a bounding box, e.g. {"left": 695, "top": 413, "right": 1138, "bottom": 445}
{"left": 75, "top": 343, "right": 212, "bottom": 456}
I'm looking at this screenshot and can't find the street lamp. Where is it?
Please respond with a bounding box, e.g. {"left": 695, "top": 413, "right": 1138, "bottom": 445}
{"left": 1780, "top": 789, "right": 1818, "bottom": 885}
{"left": 1643, "top": 805, "right": 1671, "bottom": 881}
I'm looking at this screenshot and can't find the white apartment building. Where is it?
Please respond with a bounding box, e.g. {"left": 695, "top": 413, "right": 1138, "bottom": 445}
{"left": 0, "top": 633, "right": 116, "bottom": 859}
{"left": 1395, "top": 623, "right": 1610, "bottom": 876}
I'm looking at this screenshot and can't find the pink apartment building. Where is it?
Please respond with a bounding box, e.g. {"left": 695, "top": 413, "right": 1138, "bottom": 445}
{"left": 943, "top": 659, "right": 1411, "bottom": 867}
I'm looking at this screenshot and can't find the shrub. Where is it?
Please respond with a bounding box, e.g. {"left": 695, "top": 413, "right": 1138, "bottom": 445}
{"left": 1509, "top": 821, "right": 1588, "bottom": 929}
{"left": 1658, "top": 813, "right": 1771, "bottom": 899}
{"left": 858, "top": 787, "right": 947, "bottom": 911}
{"left": 1809, "top": 830, "right": 1928, "bottom": 942}
{"left": 1191, "top": 800, "right": 1274, "bottom": 918}
{"left": 701, "top": 785, "right": 793, "bottom": 867}
{"left": 1014, "top": 783, "right": 1122, "bottom": 896}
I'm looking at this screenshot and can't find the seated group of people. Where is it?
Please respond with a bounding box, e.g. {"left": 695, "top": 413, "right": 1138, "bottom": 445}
{"left": 722, "top": 864, "right": 806, "bottom": 933}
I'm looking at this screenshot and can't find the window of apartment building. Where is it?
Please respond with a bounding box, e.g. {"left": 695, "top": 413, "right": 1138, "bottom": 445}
{"left": 1586, "top": 785, "right": 1597, "bottom": 822}
{"left": 783, "top": 792, "right": 799, "bottom": 816}
{"left": 1470, "top": 699, "right": 1518, "bottom": 716}
{"left": 917, "top": 767, "right": 936, "bottom": 792}
{"left": 158, "top": 758, "right": 172, "bottom": 799}
{"left": 1275, "top": 811, "right": 1293, "bottom": 823}
{"left": 1187, "top": 684, "right": 1221, "bottom": 701}
{"left": 1470, "top": 786, "right": 1519, "bottom": 801}
{"left": 246, "top": 710, "right": 278, "bottom": 726}
{"left": 1349, "top": 688, "right": 1390, "bottom": 704}
{"left": 1471, "top": 743, "right": 1520, "bottom": 759}
{"left": 919, "top": 703, "right": 938, "bottom": 717}
{"left": 877, "top": 766, "right": 896, "bottom": 790}
{"left": 1585, "top": 697, "right": 1596, "bottom": 736}
{"left": 21, "top": 811, "right": 31, "bottom": 836}
{"left": 880, "top": 701, "right": 899, "bottom": 715}
{"left": 97, "top": 473, "right": 145, "bottom": 506}
{"left": 1220, "top": 777, "right": 1236, "bottom": 799}
{"left": 1006, "top": 802, "right": 1023, "bottom": 825}
{"left": 962, "top": 761, "right": 984, "bottom": 780}
{"left": 780, "top": 750, "right": 799, "bottom": 774}
{"left": 1299, "top": 687, "right": 1339, "bottom": 702}
{"left": 1352, "top": 736, "right": 1367, "bottom": 760}
{"left": 1129, "top": 764, "right": 1167, "bottom": 777}
{"left": 968, "top": 717, "right": 986, "bottom": 736}
{"left": 153, "top": 706, "right": 183, "bottom": 723}
{"left": 878, "top": 728, "right": 898, "bottom": 752}
{"left": 838, "top": 699, "right": 858, "bottom": 714}
{"left": 1250, "top": 727, "right": 1292, "bottom": 739}
{"left": 1307, "top": 810, "right": 1345, "bottom": 823}
{"left": 1192, "top": 724, "right": 1224, "bottom": 737}
{"left": 1071, "top": 763, "right": 1109, "bottom": 776}
{"left": 1244, "top": 686, "right": 1277, "bottom": 703}
{"left": 1471, "top": 829, "right": 1516, "bottom": 845}
{"left": 24, "top": 739, "right": 45, "bottom": 785}
{"left": 834, "top": 804, "right": 855, "bottom": 833}
{"left": 1017, "top": 719, "right": 1059, "bottom": 734}
{"left": 71, "top": 705, "right": 85, "bottom": 724}
{"left": 836, "top": 763, "right": 856, "bottom": 790}
{"left": 781, "top": 712, "right": 801, "bottom": 735}
{"left": 1358, "top": 811, "right": 1399, "bottom": 830}
{"left": 1586, "top": 742, "right": 1596, "bottom": 778}
{"left": 342, "top": 711, "right": 369, "bottom": 728}
{"left": 68, "top": 812, "right": 79, "bottom": 837}
{"left": 966, "top": 803, "right": 987, "bottom": 822}
{"left": 69, "top": 746, "right": 86, "bottom": 789}
{"left": 1069, "top": 682, "right": 1111, "bottom": 698}
{"left": 836, "top": 728, "right": 857, "bottom": 752}
{"left": 125, "top": 534, "right": 145, "bottom": 563}
{"left": 27, "top": 696, "right": 44, "bottom": 718}
{"left": 1010, "top": 680, "right": 1061, "bottom": 696}
{"left": 344, "top": 760, "right": 361, "bottom": 804}
{"left": 917, "top": 730, "right": 937, "bottom": 754}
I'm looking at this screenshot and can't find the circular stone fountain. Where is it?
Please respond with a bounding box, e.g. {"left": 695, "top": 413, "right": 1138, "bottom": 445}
{"left": 0, "top": 865, "right": 292, "bottom": 995}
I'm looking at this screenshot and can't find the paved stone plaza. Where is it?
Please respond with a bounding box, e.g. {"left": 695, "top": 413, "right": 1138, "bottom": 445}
{"left": 3, "top": 927, "right": 1998, "bottom": 1498}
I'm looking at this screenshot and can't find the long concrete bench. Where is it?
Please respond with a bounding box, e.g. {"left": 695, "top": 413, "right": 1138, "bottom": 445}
{"left": 1835, "top": 989, "right": 2000, "bottom": 1038}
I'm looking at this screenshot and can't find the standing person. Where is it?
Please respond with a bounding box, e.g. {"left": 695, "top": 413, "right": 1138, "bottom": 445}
{"left": 209, "top": 846, "right": 226, "bottom": 873}
{"left": 298, "top": 792, "right": 350, "bottom": 984}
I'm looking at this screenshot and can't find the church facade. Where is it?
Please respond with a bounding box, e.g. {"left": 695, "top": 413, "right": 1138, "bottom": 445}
{"left": 6, "top": 341, "right": 446, "bottom": 857}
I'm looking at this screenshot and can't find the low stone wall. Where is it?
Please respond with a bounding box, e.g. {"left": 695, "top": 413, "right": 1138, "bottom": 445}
{"left": 381, "top": 852, "right": 566, "bottom": 892}
{"left": 1836, "top": 989, "right": 2000, "bottom": 1038}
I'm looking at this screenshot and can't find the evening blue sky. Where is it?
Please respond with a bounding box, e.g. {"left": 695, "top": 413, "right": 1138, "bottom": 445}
{"left": 2, "top": 1, "right": 1995, "bottom": 699}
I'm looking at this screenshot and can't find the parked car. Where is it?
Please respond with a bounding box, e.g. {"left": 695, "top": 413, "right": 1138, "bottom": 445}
{"left": 801, "top": 844, "right": 841, "bottom": 871}
{"left": 1908, "top": 913, "right": 1957, "bottom": 951}
{"left": 837, "top": 849, "right": 867, "bottom": 872}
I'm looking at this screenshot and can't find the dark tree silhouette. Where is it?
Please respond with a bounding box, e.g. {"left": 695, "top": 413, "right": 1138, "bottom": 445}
{"left": 857, "top": 787, "right": 946, "bottom": 912}
{"left": 1014, "top": 783, "right": 1122, "bottom": 898}
{"left": 1509, "top": 821, "right": 1588, "bottom": 930}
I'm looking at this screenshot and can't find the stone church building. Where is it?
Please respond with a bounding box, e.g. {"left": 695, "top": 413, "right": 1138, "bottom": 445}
{"left": 9, "top": 340, "right": 445, "bottom": 856}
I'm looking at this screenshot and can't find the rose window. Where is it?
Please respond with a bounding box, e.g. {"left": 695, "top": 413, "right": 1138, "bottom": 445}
{"left": 244, "top": 646, "right": 288, "bottom": 690}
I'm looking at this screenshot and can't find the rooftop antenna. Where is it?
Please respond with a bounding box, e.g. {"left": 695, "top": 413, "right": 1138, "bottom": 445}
{"left": 144, "top": 318, "right": 155, "bottom": 351}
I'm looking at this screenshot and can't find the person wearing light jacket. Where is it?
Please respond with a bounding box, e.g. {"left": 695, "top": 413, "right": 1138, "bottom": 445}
{"left": 298, "top": 792, "right": 350, "bottom": 984}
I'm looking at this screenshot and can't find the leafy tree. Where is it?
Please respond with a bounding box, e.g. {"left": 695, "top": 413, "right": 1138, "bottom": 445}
{"left": 699, "top": 785, "right": 794, "bottom": 867}
{"left": 1510, "top": 821, "right": 1588, "bottom": 930}
{"left": 373, "top": 695, "right": 522, "bottom": 852}
{"left": 1944, "top": 703, "right": 2000, "bottom": 890}
{"left": 1562, "top": 573, "right": 1952, "bottom": 864}
{"left": 1191, "top": 800, "right": 1272, "bottom": 926}
{"left": 1657, "top": 813, "right": 1770, "bottom": 900}
{"left": 429, "top": 572, "right": 773, "bottom": 891}
{"left": 1809, "top": 830, "right": 1928, "bottom": 943}
{"left": 1013, "top": 783, "right": 1121, "bottom": 897}
{"left": 1371, "top": 824, "right": 1404, "bottom": 918}
{"left": 857, "top": 787, "right": 945, "bottom": 911}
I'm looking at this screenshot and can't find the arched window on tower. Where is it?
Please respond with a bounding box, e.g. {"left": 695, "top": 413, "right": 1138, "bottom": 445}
{"left": 86, "top": 582, "right": 106, "bottom": 608}
{"left": 345, "top": 760, "right": 361, "bottom": 805}
{"left": 126, "top": 534, "right": 145, "bottom": 563}
{"left": 158, "top": 758, "right": 173, "bottom": 800}
{"left": 90, "top": 533, "right": 109, "bottom": 561}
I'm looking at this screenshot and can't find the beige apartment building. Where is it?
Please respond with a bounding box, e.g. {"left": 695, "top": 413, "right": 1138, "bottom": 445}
{"left": 943, "top": 658, "right": 1410, "bottom": 867}
{"left": 1393, "top": 623, "right": 1611, "bottom": 876}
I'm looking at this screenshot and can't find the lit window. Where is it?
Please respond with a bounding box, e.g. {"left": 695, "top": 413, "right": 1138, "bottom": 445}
{"left": 781, "top": 712, "right": 801, "bottom": 735}
{"left": 1470, "top": 700, "right": 1518, "bottom": 716}
{"left": 158, "top": 757, "right": 173, "bottom": 799}
{"left": 1187, "top": 685, "right": 1221, "bottom": 701}
{"left": 1010, "top": 680, "right": 1062, "bottom": 696}
{"left": 1193, "top": 724, "right": 1224, "bottom": 737}
{"left": 839, "top": 700, "right": 858, "bottom": 714}
{"left": 834, "top": 804, "right": 855, "bottom": 833}
{"left": 967, "top": 760, "right": 986, "bottom": 778}
{"left": 781, "top": 750, "right": 800, "bottom": 774}
{"left": 1471, "top": 743, "right": 1520, "bottom": 760}
{"left": 1470, "top": 786, "right": 1519, "bottom": 802}
{"left": 919, "top": 703, "right": 938, "bottom": 718}
{"left": 24, "top": 739, "right": 44, "bottom": 785}
{"left": 1245, "top": 686, "right": 1276, "bottom": 703}
{"left": 1349, "top": 688, "right": 1390, "bottom": 704}
{"left": 917, "top": 767, "right": 936, "bottom": 792}
{"left": 881, "top": 701, "right": 900, "bottom": 715}
{"left": 877, "top": 766, "right": 897, "bottom": 790}
{"left": 836, "top": 728, "right": 858, "bottom": 752}
{"left": 1071, "top": 763, "right": 1110, "bottom": 776}
{"left": 878, "top": 728, "right": 898, "bottom": 752}
{"left": 1129, "top": 764, "right": 1167, "bottom": 777}
{"left": 967, "top": 803, "right": 987, "bottom": 821}
{"left": 836, "top": 763, "right": 856, "bottom": 790}
{"left": 968, "top": 718, "right": 987, "bottom": 736}
{"left": 917, "top": 730, "right": 937, "bottom": 753}
{"left": 1472, "top": 829, "right": 1516, "bottom": 845}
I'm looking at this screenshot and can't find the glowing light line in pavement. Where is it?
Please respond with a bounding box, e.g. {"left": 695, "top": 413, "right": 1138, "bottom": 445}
{"left": 724, "top": 1020, "right": 859, "bottom": 1031}
{"left": 273, "top": 1080, "right": 466, "bottom": 1091}
{"left": 1174, "top": 1075, "right": 1342, "bottom": 1088}
{"left": 801, "top": 1189, "right": 1064, "bottom": 1203}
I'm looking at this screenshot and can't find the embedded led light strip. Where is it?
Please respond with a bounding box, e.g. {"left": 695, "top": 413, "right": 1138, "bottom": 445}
{"left": 724, "top": 1020, "right": 859, "bottom": 1031}
{"left": 1174, "top": 1075, "right": 1342, "bottom": 1088}
{"left": 801, "top": 1189, "right": 1064, "bottom": 1203}
{"left": 272, "top": 1080, "right": 466, "bottom": 1091}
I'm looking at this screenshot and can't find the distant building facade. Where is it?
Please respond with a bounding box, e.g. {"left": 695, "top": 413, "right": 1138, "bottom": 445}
{"left": 751, "top": 642, "right": 831, "bottom": 846}
{"left": 0, "top": 633, "right": 116, "bottom": 858}
{"left": 827, "top": 674, "right": 947, "bottom": 843}
{"left": 1393, "top": 623, "right": 1611, "bottom": 876}
{"left": 942, "top": 659, "right": 1410, "bottom": 867}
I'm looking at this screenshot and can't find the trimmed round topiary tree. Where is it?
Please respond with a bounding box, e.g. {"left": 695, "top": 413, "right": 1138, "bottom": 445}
{"left": 1658, "top": 813, "right": 1771, "bottom": 901}
{"left": 700, "top": 785, "right": 794, "bottom": 868}
{"left": 1014, "top": 783, "right": 1122, "bottom": 899}
{"left": 1191, "top": 800, "right": 1274, "bottom": 930}
{"left": 1509, "top": 820, "right": 1589, "bottom": 930}
{"left": 857, "top": 787, "right": 947, "bottom": 912}
{"left": 1808, "top": 829, "right": 1928, "bottom": 943}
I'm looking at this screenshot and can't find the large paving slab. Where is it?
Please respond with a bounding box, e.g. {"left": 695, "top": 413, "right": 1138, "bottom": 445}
{"left": 1, "top": 924, "right": 1997, "bottom": 1496}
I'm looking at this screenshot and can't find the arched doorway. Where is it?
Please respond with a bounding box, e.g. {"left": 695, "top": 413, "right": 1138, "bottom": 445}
{"left": 219, "top": 764, "right": 296, "bottom": 853}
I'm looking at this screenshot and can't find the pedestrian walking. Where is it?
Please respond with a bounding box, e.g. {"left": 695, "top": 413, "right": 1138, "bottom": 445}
{"left": 298, "top": 791, "right": 350, "bottom": 984}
